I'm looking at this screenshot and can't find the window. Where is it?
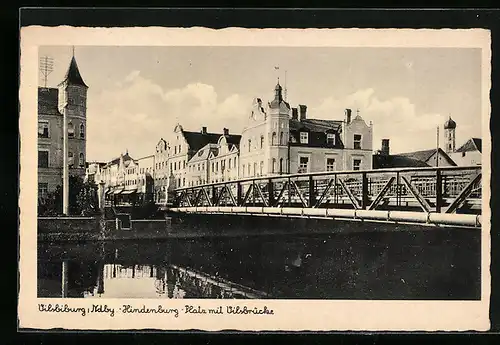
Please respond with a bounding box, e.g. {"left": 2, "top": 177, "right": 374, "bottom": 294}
{"left": 79, "top": 153, "right": 85, "bottom": 167}
{"left": 183, "top": 160, "right": 186, "bottom": 169}
{"left": 272, "top": 158, "right": 276, "bottom": 173}
{"left": 179, "top": 145, "right": 181, "bottom": 153}
{"left": 247, "top": 164, "right": 250, "bottom": 176}
{"left": 38, "top": 150, "right": 49, "bottom": 168}
{"left": 354, "top": 134, "right": 362, "bottom": 149}
{"left": 170, "top": 163, "right": 172, "bottom": 172}
{"left": 38, "top": 183, "right": 48, "bottom": 198}
{"left": 80, "top": 123, "right": 85, "bottom": 139}
{"left": 253, "top": 163, "right": 257, "bottom": 176}
{"left": 38, "top": 121, "right": 49, "bottom": 138}
{"left": 280, "top": 158, "right": 283, "bottom": 174}
{"left": 229, "top": 159, "right": 232, "bottom": 169}
{"left": 248, "top": 139, "right": 251, "bottom": 152}
{"left": 353, "top": 159, "right": 361, "bottom": 171}
{"left": 216, "top": 162, "right": 219, "bottom": 172}
{"left": 298, "top": 156, "right": 309, "bottom": 173}
{"left": 327, "top": 133, "right": 335, "bottom": 145}
{"left": 280, "top": 132, "right": 284, "bottom": 145}
{"left": 260, "top": 161, "right": 264, "bottom": 175}
{"left": 272, "top": 132, "right": 277, "bottom": 145}
{"left": 212, "top": 162, "right": 215, "bottom": 172}
{"left": 182, "top": 178, "right": 185, "bottom": 186}
{"left": 326, "top": 158, "right": 336, "bottom": 171}
{"left": 449, "top": 144, "right": 452, "bottom": 151}
{"left": 462, "top": 152, "right": 466, "bottom": 157}
{"left": 68, "top": 122, "right": 75, "bottom": 138}
{"left": 233, "top": 157, "right": 236, "bottom": 169}
{"left": 449, "top": 132, "right": 452, "bottom": 140}
{"left": 260, "top": 135, "right": 264, "bottom": 149}
{"left": 68, "top": 152, "right": 74, "bottom": 167}
{"left": 300, "top": 132, "right": 309, "bottom": 144}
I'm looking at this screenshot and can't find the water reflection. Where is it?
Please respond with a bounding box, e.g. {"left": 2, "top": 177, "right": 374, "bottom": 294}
{"left": 38, "top": 229, "right": 481, "bottom": 300}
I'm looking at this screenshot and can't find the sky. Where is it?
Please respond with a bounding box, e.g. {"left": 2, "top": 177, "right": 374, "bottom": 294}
{"left": 39, "top": 46, "right": 482, "bottom": 162}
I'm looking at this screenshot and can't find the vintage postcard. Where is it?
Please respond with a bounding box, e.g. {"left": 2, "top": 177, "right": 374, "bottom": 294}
{"left": 19, "top": 26, "right": 491, "bottom": 331}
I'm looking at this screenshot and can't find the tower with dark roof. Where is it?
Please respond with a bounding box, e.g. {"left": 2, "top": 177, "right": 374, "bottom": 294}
{"left": 58, "top": 53, "right": 88, "bottom": 177}
{"left": 444, "top": 116, "right": 456, "bottom": 153}
{"left": 266, "top": 80, "right": 291, "bottom": 174}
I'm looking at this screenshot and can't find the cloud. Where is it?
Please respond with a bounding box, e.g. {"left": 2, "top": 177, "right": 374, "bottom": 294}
{"left": 309, "top": 88, "right": 447, "bottom": 154}
{"left": 86, "top": 72, "right": 251, "bottom": 161}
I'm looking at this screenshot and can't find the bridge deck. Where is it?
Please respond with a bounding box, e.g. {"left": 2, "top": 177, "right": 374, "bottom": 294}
{"left": 168, "top": 166, "right": 482, "bottom": 228}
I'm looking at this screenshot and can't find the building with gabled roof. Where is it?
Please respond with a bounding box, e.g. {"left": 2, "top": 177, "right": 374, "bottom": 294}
{"left": 396, "top": 148, "right": 457, "bottom": 167}
{"left": 239, "top": 81, "right": 373, "bottom": 177}
{"left": 450, "top": 137, "right": 482, "bottom": 166}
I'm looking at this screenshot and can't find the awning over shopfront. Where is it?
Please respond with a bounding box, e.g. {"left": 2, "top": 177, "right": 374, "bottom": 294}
{"left": 122, "top": 189, "right": 137, "bottom": 195}
{"left": 113, "top": 188, "right": 124, "bottom": 195}
{"left": 104, "top": 188, "right": 112, "bottom": 195}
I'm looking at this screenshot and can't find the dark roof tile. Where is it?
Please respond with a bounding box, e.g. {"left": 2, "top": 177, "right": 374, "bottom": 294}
{"left": 60, "top": 56, "right": 88, "bottom": 88}
{"left": 373, "top": 154, "right": 430, "bottom": 169}
{"left": 456, "top": 138, "right": 482, "bottom": 153}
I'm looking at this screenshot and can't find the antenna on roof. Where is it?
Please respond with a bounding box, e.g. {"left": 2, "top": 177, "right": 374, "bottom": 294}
{"left": 39, "top": 56, "right": 54, "bottom": 87}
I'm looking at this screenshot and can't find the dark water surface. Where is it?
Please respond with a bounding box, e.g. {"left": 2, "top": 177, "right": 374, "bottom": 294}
{"left": 38, "top": 228, "right": 481, "bottom": 300}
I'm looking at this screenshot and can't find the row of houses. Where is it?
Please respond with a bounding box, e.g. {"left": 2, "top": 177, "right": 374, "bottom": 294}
{"left": 86, "top": 81, "right": 374, "bottom": 205}
{"left": 86, "top": 82, "right": 482, "bottom": 206}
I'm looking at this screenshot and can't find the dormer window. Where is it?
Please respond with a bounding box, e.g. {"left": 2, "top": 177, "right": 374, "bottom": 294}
{"left": 327, "top": 133, "right": 335, "bottom": 145}
{"left": 300, "top": 132, "right": 309, "bottom": 144}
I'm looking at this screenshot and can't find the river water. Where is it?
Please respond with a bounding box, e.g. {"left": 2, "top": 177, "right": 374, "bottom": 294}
{"left": 37, "top": 228, "right": 481, "bottom": 300}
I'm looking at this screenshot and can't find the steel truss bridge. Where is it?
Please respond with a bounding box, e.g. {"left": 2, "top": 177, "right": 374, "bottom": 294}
{"left": 169, "top": 166, "right": 483, "bottom": 228}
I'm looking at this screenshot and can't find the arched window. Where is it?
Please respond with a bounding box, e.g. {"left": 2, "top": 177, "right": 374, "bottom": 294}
{"left": 279, "top": 158, "right": 283, "bottom": 174}
{"left": 260, "top": 161, "right": 264, "bottom": 175}
{"left": 272, "top": 132, "right": 277, "bottom": 145}
{"left": 68, "top": 122, "right": 75, "bottom": 138}
{"left": 260, "top": 135, "right": 264, "bottom": 149}
{"left": 79, "top": 123, "right": 85, "bottom": 139}
{"left": 68, "top": 152, "right": 74, "bottom": 167}
{"left": 280, "top": 132, "right": 284, "bottom": 145}
{"left": 272, "top": 158, "right": 276, "bottom": 173}
{"left": 234, "top": 157, "right": 237, "bottom": 169}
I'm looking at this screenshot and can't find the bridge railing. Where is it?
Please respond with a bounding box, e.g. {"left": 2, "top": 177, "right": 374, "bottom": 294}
{"left": 172, "top": 166, "right": 482, "bottom": 214}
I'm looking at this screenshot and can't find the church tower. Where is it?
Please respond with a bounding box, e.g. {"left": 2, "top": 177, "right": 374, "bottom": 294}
{"left": 443, "top": 116, "right": 456, "bottom": 154}
{"left": 266, "top": 80, "right": 291, "bottom": 174}
{"left": 58, "top": 52, "right": 88, "bottom": 177}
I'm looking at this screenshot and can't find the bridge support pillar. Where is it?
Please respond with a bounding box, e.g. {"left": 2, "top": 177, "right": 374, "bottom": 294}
{"left": 268, "top": 179, "right": 274, "bottom": 207}
{"left": 361, "top": 172, "right": 369, "bottom": 209}
{"left": 436, "top": 169, "right": 443, "bottom": 213}
{"left": 308, "top": 176, "right": 315, "bottom": 207}
{"left": 237, "top": 183, "right": 242, "bottom": 206}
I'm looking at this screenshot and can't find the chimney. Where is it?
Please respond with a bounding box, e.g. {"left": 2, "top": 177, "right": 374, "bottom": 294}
{"left": 345, "top": 109, "right": 352, "bottom": 124}
{"left": 201, "top": 126, "right": 207, "bottom": 134}
{"left": 381, "top": 139, "right": 390, "bottom": 156}
{"left": 299, "top": 104, "right": 307, "bottom": 121}
{"left": 292, "top": 108, "right": 298, "bottom": 120}
{"left": 223, "top": 128, "right": 229, "bottom": 136}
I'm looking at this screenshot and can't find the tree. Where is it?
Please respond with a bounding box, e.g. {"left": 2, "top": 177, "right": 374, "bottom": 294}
{"left": 38, "top": 176, "right": 99, "bottom": 216}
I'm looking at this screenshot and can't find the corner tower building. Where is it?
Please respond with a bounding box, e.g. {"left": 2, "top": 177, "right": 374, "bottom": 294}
{"left": 38, "top": 54, "right": 88, "bottom": 198}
